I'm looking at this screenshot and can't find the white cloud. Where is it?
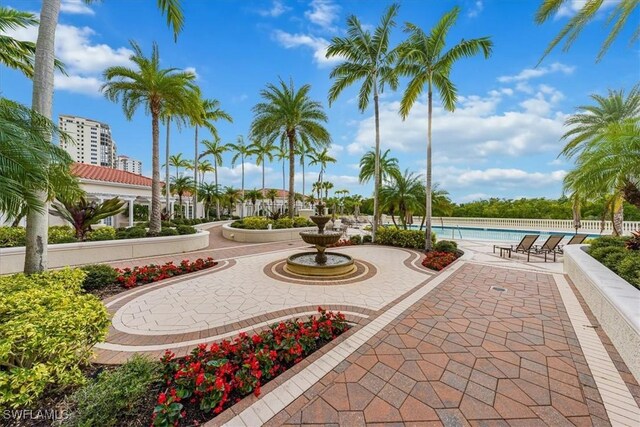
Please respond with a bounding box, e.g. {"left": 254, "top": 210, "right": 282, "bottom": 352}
{"left": 467, "top": 1, "right": 484, "bottom": 18}
{"left": 305, "top": 0, "right": 340, "bottom": 31}
{"left": 555, "top": 0, "right": 618, "bottom": 18}
{"left": 438, "top": 167, "right": 567, "bottom": 190}
{"left": 257, "top": 0, "right": 291, "bottom": 17}
{"left": 272, "top": 30, "right": 341, "bottom": 66}
{"left": 184, "top": 67, "right": 198, "bottom": 79}
{"left": 498, "top": 62, "right": 575, "bottom": 83}
{"left": 54, "top": 74, "right": 102, "bottom": 96}
{"left": 61, "top": 0, "right": 95, "bottom": 15}
{"left": 327, "top": 144, "right": 344, "bottom": 157}
{"left": 459, "top": 192, "right": 491, "bottom": 202}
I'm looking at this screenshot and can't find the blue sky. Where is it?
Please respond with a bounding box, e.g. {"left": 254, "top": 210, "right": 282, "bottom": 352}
{"left": 2, "top": 0, "right": 638, "bottom": 202}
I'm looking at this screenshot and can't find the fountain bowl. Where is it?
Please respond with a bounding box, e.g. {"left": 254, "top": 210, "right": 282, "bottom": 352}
{"left": 286, "top": 252, "right": 356, "bottom": 277}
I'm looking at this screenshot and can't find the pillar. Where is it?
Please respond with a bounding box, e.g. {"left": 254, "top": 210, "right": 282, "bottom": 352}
{"left": 128, "top": 200, "right": 134, "bottom": 227}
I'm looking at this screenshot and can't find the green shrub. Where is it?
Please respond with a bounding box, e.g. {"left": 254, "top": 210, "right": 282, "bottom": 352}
{"left": 48, "top": 225, "right": 77, "bottom": 244}
{"left": 601, "top": 250, "right": 629, "bottom": 273}
{"left": 161, "top": 220, "right": 175, "bottom": 228}
{"left": 85, "top": 226, "right": 116, "bottom": 242}
{"left": 589, "top": 246, "right": 626, "bottom": 263}
{"left": 66, "top": 355, "right": 160, "bottom": 427}
{"left": 363, "top": 235, "right": 372, "bottom": 243}
{"left": 349, "top": 235, "right": 363, "bottom": 245}
{"left": 274, "top": 217, "right": 294, "bottom": 229}
{"left": 293, "top": 217, "right": 314, "bottom": 227}
{"left": 375, "top": 227, "right": 436, "bottom": 249}
{"left": 434, "top": 240, "right": 458, "bottom": 253}
{"left": 0, "top": 226, "right": 26, "bottom": 247}
{"left": 80, "top": 264, "right": 118, "bottom": 290}
{"left": 617, "top": 253, "right": 640, "bottom": 289}
{"left": 230, "top": 220, "right": 245, "bottom": 229}
{"left": 172, "top": 218, "right": 185, "bottom": 225}
{"left": 159, "top": 228, "right": 179, "bottom": 236}
{"left": 241, "top": 216, "right": 272, "bottom": 230}
{"left": 124, "top": 226, "right": 147, "bottom": 239}
{"left": 176, "top": 225, "right": 197, "bottom": 235}
{"left": 590, "top": 236, "right": 627, "bottom": 250}
{"left": 0, "top": 269, "right": 110, "bottom": 408}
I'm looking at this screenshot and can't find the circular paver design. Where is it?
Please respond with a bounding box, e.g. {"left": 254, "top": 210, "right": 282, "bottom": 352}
{"left": 264, "top": 258, "right": 377, "bottom": 285}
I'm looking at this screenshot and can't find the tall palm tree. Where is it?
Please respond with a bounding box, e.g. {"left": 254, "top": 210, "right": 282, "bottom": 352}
{"left": 248, "top": 139, "right": 276, "bottom": 216}
{"left": 25, "top": 0, "right": 184, "bottom": 273}
{"left": 535, "top": 0, "right": 639, "bottom": 63}
{"left": 417, "top": 184, "right": 452, "bottom": 231}
{"left": 103, "top": 41, "right": 198, "bottom": 234}
{"left": 245, "top": 188, "right": 262, "bottom": 216}
{"left": 294, "top": 137, "right": 313, "bottom": 198}
{"left": 227, "top": 135, "right": 252, "bottom": 217}
{"left": 250, "top": 78, "right": 331, "bottom": 218}
{"left": 166, "top": 153, "right": 192, "bottom": 178}
{"left": 380, "top": 170, "right": 422, "bottom": 229}
{"left": 190, "top": 97, "right": 232, "bottom": 218}
{"left": 564, "top": 120, "right": 640, "bottom": 235}
{"left": 397, "top": 6, "right": 492, "bottom": 250}
{"left": 200, "top": 137, "right": 228, "bottom": 220}
{"left": 275, "top": 145, "right": 288, "bottom": 212}
{"left": 223, "top": 186, "right": 239, "bottom": 216}
{"left": 326, "top": 3, "right": 400, "bottom": 242}
{"left": 322, "top": 181, "right": 334, "bottom": 201}
{"left": 197, "top": 160, "right": 215, "bottom": 184}
{"left": 198, "top": 182, "right": 219, "bottom": 220}
{"left": 266, "top": 188, "right": 279, "bottom": 214}
{"left": 308, "top": 147, "right": 337, "bottom": 183}
{"left": 170, "top": 175, "right": 194, "bottom": 218}
{"left": 359, "top": 149, "right": 401, "bottom": 185}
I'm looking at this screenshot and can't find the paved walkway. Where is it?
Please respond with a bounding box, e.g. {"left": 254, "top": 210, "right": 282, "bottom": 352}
{"left": 93, "top": 225, "right": 640, "bottom": 425}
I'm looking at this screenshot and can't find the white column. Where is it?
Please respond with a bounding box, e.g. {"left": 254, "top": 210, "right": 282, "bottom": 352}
{"left": 97, "top": 197, "right": 105, "bottom": 224}
{"left": 128, "top": 200, "right": 134, "bottom": 227}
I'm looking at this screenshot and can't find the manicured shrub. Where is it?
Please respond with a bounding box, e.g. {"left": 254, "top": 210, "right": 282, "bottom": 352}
{"left": 153, "top": 308, "right": 348, "bottom": 425}
{"left": 66, "top": 355, "right": 161, "bottom": 427}
{"left": 617, "top": 252, "right": 640, "bottom": 289}
{"left": 115, "top": 258, "right": 218, "bottom": 289}
{"left": 80, "top": 264, "right": 118, "bottom": 290}
{"left": 171, "top": 218, "right": 185, "bottom": 225}
{"left": 349, "top": 235, "right": 363, "bottom": 245}
{"left": 240, "top": 216, "right": 272, "bottom": 230}
{"left": 0, "top": 226, "right": 26, "bottom": 247}
{"left": 230, "top": 220, "right": 245, "bottom": 229}
{"left": 434, "top": 240, "right": 458, "bottom": 253}
{"left": 85, "top": 226, "right": 116, "bottom": 242}
{"left": 48, "top": 225, "right": 77, "bottom": 244}
{"left": 589, "top": 246, "right": 625, "bottom": 263}
{"left": 274, "top": 217, "right": 294, "bottom": 229}
{"left": 293, "top": 217, "right": 314, "bottom": 227}
{"left": 0, "top": 269, "right": 110, "bottom": 408}
{"left": 125, "top": 226, "right": 147, "bottom": 239}
{"left": 589, "top": 236, "right": 627, "bottom": 250}
{"left": 422, "top": 251, "right": 458, "bottom": 271}
{"left": 601, "top": 250, "right": 629, "bottom": 273}
{"left": 176, "top": 225, "right": 197, "bottom": 235}
{"left": 375, "top": 227, "right": 436, "bottom": 249}
{"left": 362, "top": 235, "right": 372, "bottom": 243}
{"left": 159, "top": 228, "right": 179, "bottom": 236}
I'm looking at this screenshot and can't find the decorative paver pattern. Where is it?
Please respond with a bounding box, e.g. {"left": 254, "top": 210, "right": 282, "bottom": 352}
{"left": 256, "top": 263, "right": 638, "bottom": 426}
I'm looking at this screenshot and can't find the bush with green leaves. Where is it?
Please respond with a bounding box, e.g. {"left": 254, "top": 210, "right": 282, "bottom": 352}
{"left": 159, "top": 227, "right": 179, "bottom": 236}
{"left": 119, "top": 226, "right": 147, "bottom": 239}
{"left": 238, "top": 216, "right": 272, "bottom": 230}
{"left": 434, "top": 240, "right": 458, "bottom": 253}
{"left": 589, "top": 236, "right": 628, "bottom": 250}
{"left": 363, "top": 234, "right": 372, "bottom": 244}
{"left": 0, "top": 269, "right": 110, "bottom": 408}
{"left": 274, "top": 217, "right": 294, "bottom": 229}
{"left": 617, "top": 252, "right": 640, "bottom": 289}
{"left": 231, "top": 216, "right": 314, "bottom": 230}
{"left": 0, "top": 226, "right": 26, "bottom": 247}
{"left": 375, "top": 227, "right": 437, "bottom": 249}
{"left": 589, "top": 236, "right": 640, "bottom": 289}
{"left": 48, "top": 225, "right": 77, "bottom": 244}
{"left": 294, "top": 217, "right": 314, "bottom": 227}
{"left": 80, "top": 264, "right": 118, "bottom": 290}
{"left": 349, "top": 235, "right": 363, "bottom": 245}
{"left": 65, "top": 355, "right": 161, "bottom": 427}
{"left": 176, "top": 225, "right": 197, "bottom": 235}
{"left": 85, "top": 226, "right": 116, "bottom": 242}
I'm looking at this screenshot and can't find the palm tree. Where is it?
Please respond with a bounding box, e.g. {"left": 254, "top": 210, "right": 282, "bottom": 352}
{"left": 198, "top": 182, "right": 219, "bottom": 220}
{"left": 294, "top": 138, "right": 312, "bottom": 198}
{"left": 190, "top": 96, "right": 232, "bottom": 218}
{"left": 248, "top": 139, "right": 276, "bottom": 215}
{"left": 564, "top": 120, "right": 640, "bottom": 235}
{"left": 275, "top": 145, "right": 288, "bottom": 213}
{"left": 380, "top": 170, "right": 422, "bottom": 229}
{"left": 245, "top": 188, "right": 262, "bottom": 216}
{"left": 359, "top": 149, "right": 401, "bottom": 185}
{"left": 308, "top": 147, "right": 337, "bottom": 182}
{"left": 223, "top": 186, "right": 239, "bottom": 216}
{"left": 171, "top": 175, "right": 194, "bottom": 218}
{"left": 535, "top": 0, "right": 639, "bottom": 63}
{"left": 335, "top": 189, "right": 350, "bottom": 214}
{"left": 266, "top": 188, "right": 279, "bottom": 214}
{"left": 103, "top": 41, "right": 198, "bottom": 234}
{"left": 396, "top": 6, "right": 492, "bottom": 250}
{"left": 197, "top": 160, "right": 215, "bottom": 184}
{"left": 200, "top": 137, "right": 228, "bottom": 220}
{"left": 326, "top": 3, "right": 400, "bottom": 242}
{"left": 227, "top": 135, "right": 252, "bottom": 217}
{"left": 322, "top": 181, "right": 334, "bottom": 201}
{"left": 167, "top": 153, "right": 192, "bottom": 178}
{"left": 417, "top": 184, "right": 452, "bottom": 230}
{"left": 250, "top": 78, "right": 331, "bottom": 218}
{"left": 25, "top": 0, "right": 184, "bottom": 273}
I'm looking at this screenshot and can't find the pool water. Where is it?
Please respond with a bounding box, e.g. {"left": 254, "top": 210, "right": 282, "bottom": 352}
{"left": 407, "top": 225, "right": 599, "bottom": 242}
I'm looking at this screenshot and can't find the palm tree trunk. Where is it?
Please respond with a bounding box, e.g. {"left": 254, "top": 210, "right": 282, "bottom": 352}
{"left": 372, "top": 81, "right": 381, "bottom": 243}
{"left": 165, "top": 116, "right": 171, "bottom": 218}
{"left": 302, "top": 155, "right": 306, "bottom": 200}
{"left": 282, "top": 158, "right": 286, "bottom": 214}
{"left": 150, "top": 111, "right": 162, "bottom": 233}
{"left": 25, "top": 0, "right": 61, "bottom": 273}
{"left": 214, "top": 158, "right": 220, "bottom": 220}
{"left": 261, "top": 161, "right": 265, "bottom": 216}
{"left": 241, "top": 154, "right": 245, "bottom": 218}
{"left": 287, "top": 131, "right": 296, "bottom": 218}
{"left": 193, "top": 126, "right": 198, "bottom": 219}
{"left": 612, "top": 195, "right": 624, "bottom": 236}
{"left": 425, "top": 85, "right": 433, "bottom": 251}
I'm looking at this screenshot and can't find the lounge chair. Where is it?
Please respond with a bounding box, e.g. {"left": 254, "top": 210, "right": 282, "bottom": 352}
{"left": 493, "top": 235, "right": 539, "bottom": 261}
{"left": 533, "top": 234, "right": 565, "bottom": 262}
{"left": 558, "top": 234, "right": 588, "bottom": 253}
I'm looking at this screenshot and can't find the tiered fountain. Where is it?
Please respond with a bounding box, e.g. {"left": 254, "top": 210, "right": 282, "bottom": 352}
{"left": 286, "top": 204, "right": 356, "bottom": 276}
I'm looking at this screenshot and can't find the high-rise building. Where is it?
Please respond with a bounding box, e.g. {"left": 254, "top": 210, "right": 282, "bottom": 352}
{"left": 58, "top": 115, "right": 117, "bottom": 167}
{"left": 116, "top": 155, "right": 143, "bottom": 175}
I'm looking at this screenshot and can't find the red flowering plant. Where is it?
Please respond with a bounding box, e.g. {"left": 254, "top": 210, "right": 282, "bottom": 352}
{"left": 422, "top": 251, "right": 458, "bottom": 271}
{"left": 115, "top": 257, "right": 217, "bottom": 289}
{"left": 328, "top": 239, "right": 353, "bottom": 247}
{"left": 152, "top": 307, "right": 348, "bottom": 426}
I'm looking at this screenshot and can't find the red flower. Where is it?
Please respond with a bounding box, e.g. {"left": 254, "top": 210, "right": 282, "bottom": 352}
{"left": 157, "top": 392, "right": 167, "bottom": 404}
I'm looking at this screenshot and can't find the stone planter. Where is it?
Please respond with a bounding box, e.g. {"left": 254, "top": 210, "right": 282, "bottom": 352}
{"left": 222, "top": 224, "right": 316, "bottom": 243}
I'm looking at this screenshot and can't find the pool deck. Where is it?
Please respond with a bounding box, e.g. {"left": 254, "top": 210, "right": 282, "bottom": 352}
{"left": 95, "top": 224, "right": 640, "bottom": 426}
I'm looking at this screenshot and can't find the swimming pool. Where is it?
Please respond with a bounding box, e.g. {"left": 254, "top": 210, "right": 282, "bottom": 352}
{"left": 406, "top": 225, "right": 599, "bottom": 242}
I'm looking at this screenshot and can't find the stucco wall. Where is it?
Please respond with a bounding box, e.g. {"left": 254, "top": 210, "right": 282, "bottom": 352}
{"left": 222, "top": 224, "right": 316, "bottom": 243}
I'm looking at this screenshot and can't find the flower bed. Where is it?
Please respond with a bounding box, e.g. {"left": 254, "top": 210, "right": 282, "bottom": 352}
{"left": 422, "top": 251, "right": 459, "bottom": 271}
{"left": 588, "top": 234, "right": 640, "bottom": 289}
{"left": 152, "top": 308, "right": 348, "bottom": 426}
{"left": 115, "top": 258, "right": 218, "bottom": 289}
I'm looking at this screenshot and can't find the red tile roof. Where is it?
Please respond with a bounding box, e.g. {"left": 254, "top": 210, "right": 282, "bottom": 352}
{"left": 71, "top": 163, "right": 154, "bottom": 187}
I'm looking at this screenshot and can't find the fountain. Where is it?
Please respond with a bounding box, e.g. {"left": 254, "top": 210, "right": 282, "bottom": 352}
{"left": 286, "top": 205, "right": 356, "bottom": 277}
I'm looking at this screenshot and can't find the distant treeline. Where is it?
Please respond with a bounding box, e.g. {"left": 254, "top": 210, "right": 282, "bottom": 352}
{"left": 450, "top": 197, "right": 640, "bottom": 221}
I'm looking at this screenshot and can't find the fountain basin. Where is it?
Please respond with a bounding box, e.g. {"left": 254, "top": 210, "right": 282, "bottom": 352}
{"left": 299, "top": 230, "right": 342, "bottom": 246}
{"left": 286, "top": 252, "right": 356, "bottom": 277}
